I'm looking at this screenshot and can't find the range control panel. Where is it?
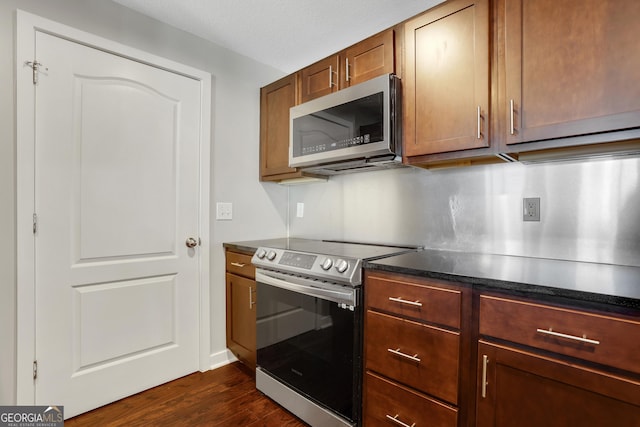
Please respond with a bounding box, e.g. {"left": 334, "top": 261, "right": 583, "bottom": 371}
{"left": 251, "top": 247, "right": 362, "bottom": 286}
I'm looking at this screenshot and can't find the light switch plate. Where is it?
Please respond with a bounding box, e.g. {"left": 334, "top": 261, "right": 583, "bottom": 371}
{"left": 296, "top": 202, "right": 304, "bottom": 218}
{"left": 216, "top": 202, "right": 233, "bottom": 220}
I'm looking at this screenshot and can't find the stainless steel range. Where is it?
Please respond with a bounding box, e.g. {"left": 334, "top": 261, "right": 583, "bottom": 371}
{"left": 251, "top": 239, "right": 417, "bottom": 427}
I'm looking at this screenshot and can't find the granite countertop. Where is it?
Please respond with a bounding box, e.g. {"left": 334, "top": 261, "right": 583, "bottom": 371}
{"left": 224, "top": 239, "right": 640, "bottom": 310}
{"left": 366, "top": 249, "right": 640, "bottom": 310}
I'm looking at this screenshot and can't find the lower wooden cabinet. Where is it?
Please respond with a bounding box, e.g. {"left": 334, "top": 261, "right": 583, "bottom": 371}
{"left": 477, "top": 293, "right": 640, "bottom": 427}
{"left": 476, "top": 341, "right": 640, "bottom": 427}
{"left": 364, "top": 270, "right": 640, "bottom": 426}
{"left": 225, "top": 249, "right": 256, "bottom": 368}
{"left": 363, "top": 271, "right": 472, "bottom": 426}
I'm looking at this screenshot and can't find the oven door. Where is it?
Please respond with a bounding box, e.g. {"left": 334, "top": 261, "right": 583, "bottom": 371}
{"left": 255, "top": 269, "right": 362, "bottom": 425}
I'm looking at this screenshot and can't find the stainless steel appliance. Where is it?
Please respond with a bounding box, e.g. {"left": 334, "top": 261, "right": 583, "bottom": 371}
{"left": 289, "top": 73, "right": 403, "bottom": 175}
{"left": 251, "top": 239, "right": 416, "bottom": 427}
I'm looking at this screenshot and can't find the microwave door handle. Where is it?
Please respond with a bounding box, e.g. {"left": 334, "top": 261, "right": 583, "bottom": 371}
{"left": 255, "top": 270, "right": 356, "bottom": 307}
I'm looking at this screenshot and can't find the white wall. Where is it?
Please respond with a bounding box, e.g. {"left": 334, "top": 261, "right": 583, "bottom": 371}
{"left": 0, "top": 0, "right": 288, "bottom": 404}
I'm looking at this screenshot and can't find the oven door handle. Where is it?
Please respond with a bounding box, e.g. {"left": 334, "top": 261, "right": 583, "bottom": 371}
{"left": 255, "top": 269, "right": 358, "bottom": 308}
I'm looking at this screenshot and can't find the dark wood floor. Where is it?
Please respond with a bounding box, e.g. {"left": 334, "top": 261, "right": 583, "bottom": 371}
{"left": 65, "top": 362, "right": 307, "bottom": 426}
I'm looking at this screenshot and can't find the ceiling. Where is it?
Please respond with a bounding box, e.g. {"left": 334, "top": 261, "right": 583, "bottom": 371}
{"left": 111, "top": 0, "right": 444, "bottom": 73}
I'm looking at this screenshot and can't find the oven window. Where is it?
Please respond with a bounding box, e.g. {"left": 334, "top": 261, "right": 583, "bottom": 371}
{"left": 256, "top": 281, "right": 361, "bottom": 422}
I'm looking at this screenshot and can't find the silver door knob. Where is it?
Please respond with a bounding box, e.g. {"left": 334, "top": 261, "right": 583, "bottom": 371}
{"left": 185, "top": 237, "right": 199, "bottom": 248}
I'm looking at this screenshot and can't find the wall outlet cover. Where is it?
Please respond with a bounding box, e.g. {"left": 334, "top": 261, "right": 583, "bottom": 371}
{"left": 523, "top": 197, "right": 540, "bottom": 221}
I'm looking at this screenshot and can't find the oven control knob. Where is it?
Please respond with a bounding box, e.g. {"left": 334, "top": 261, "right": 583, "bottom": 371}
{"left": 256, "top": 249, "right": 267, "bottom": 259}
{"left": 335, "top": 259, "right": 349, "bottom": 273}
{"left": 320, "top": 258, "right": 333, "bottom": 270}
{"left": 266, "top": 250, "right": 277, "bottom": 261}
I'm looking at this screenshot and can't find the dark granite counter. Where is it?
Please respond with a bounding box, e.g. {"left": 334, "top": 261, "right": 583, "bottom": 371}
{"left": 224, "top": 239, "right": 640, "bottom": 310}
{"left": 365, "top": 249, "right": 640, "bottom": 310}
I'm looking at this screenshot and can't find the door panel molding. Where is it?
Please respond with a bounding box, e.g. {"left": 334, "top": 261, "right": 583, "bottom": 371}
{"left": 16, "top": 10, "right": 211, "bottom": 406}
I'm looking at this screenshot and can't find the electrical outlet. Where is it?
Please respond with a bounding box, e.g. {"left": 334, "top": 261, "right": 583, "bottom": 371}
{"left": 216, "top": 202, "right": 232, "bottom": 220}
{"left": 523, "top": 197, "right": 540, "bottom": 221}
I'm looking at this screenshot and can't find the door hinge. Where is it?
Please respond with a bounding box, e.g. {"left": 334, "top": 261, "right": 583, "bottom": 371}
{"left": 33, "top": 360, "right": 37, "bottom": 380}
{"left": 33, "top": 213, "right": 38, "bottom": 234}
{"left": 25, "top": 60, "right": 48, "bottom": 85}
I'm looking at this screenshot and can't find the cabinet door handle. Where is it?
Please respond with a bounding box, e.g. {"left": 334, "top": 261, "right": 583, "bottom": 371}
{"left": 388, "top": 348, "right": 421, "bottom": 363}
{"left": 388, "top": 296, "right": 422, "bottom": 307}
{"left": 477, "top": 105, "right": 482, "bottom": 139}
{"left": 481, "top": 354, "right": 489, "bottom": 398}
{"left": 536, "top": 328, "right": 600, "bottom": 345}
{"left": 230, "top": 262, "right": 246, "bottom": 268}
{"left": 345, "top": 58, "right": 350, "bottom": 82}
{"left": 329, "top": 65, "right": 337, "bottom": 88}
{"left": 249, "top": 287, "right": 256, "bottom": 309}
{"left": 385, "top": 414, "right": 416, "bottom": 427}
{"left": 510, "top": 99, "right": 515, "bottom": 135}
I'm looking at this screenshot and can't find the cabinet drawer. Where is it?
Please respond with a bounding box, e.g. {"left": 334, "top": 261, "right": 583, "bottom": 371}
{"left": 364, "top": 371, "right": 457, "bottom": 427}
{"left": 226, "top": 251, "right": 255, "bottom": 279}
{"left": 366, "top": 310, "right": 460, "bottom": 404}
{"left": 480, "top": 295, "right": 640, "bottom": 374}
{"left": 366, "top": 275, "right": 461, "bottom": 329}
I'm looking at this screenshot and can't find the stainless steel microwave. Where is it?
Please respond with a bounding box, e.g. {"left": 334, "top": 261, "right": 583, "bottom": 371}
{"left": 289, "top": 73, "right": 403, "bottom": 175}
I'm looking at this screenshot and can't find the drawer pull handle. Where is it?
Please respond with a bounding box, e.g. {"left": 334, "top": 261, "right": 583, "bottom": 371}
{"left": 481, "top": 354, "right": 489, "bottom": 398}
{"left": 388, "top": 296, "right": 422, "bottom": 308}
{"left": 385, "top": 414, "right": 416, "bottom": 427}
{"left": 230, "top": 262, "right": 246, "bottom": 268}
{"left": 388, "top": 348, "right": 421, "bottom": 363}
{"left": 536, "top": 328, "right": 600, "bottom": 345}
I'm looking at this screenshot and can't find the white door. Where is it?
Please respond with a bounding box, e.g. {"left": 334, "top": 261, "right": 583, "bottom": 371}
{"left": 33, "top": 30, "right": 201, "bottom": 418}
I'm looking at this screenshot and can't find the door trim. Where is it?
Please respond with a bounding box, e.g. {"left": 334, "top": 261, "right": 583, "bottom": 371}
{"left": 16, "top": 10, "right": 211, "bottom": 404}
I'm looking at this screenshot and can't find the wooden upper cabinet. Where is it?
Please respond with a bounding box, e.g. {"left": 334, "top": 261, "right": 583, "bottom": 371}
{"left": 259, "top": 73, "right": 300, "bottom": 181}
{"left": 404, "top": 0, "right": 490, "bottom": 158}
{"left": 504, "top": 0, "right": 640, "bottom": 145}
{"left": 260, "top": 29, "right": 396, "bottom": 182}
{"left": 300, "top": 29, "right": 395, "bottom": 103}
{"left": 342, "top": 29, "right": 395, "bottom": 89}
{"left": 300, "top": 55, "right": 340, "bottom": 103}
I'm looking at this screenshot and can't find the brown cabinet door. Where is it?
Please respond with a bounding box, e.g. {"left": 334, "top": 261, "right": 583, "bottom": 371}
{"left": 476, "top": 341, "right": 640, "bottom": 427}
{"left": 299, "top": 55, "right": 340, "bottom": 103}
{"left": 225, "top": 273, "right": 256, "bottom": 368}
{"left": 505, "top": 0, "right": 640, "bottom": 145}
{"left": 404, "top": 0, "right": 490, "bottom": 157}
{"left": 343, "top": 29, "right": 395, "bottom": 89}
{"left": 259, "top": 73, "right": 298, "bottom": 180}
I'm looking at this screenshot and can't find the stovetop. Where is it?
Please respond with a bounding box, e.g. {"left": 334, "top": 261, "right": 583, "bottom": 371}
{"left": 253, "top": 237, "right": 417, "bottom": 259}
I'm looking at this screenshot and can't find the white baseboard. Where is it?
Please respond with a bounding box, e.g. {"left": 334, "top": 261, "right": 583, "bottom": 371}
{"left": 207, "top": 349, "right": 238, "bottom": 371}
